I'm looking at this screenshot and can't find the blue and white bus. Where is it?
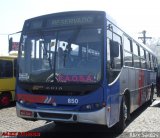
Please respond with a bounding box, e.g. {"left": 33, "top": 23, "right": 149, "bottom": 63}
{"left": 16, "top": 11, "right": 157, "bottom": 133}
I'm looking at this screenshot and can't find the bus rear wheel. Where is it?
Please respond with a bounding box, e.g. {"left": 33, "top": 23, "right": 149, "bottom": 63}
{"left": 0, "top": 93, "right": 10, "bottom": 107}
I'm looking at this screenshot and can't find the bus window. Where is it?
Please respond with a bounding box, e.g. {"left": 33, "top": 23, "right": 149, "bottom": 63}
{"left": 150, "top": 55, "right": 154, "bottom": 70}
{"left": 107, "top": 35, "right": 122, "bottom": 84}
{"left": 140, "top": 47, "right": 146, "bottom": 69}
{"left": 0, "top": 60, "right": 13, "bottom": 78}
{"left": 123, "top": 36, "right": 133, "bottom": 67}
{"left": 145, "top": 51, "right": 150, "bottom": 69}
{"left": 140, "top": 47, "right": 145, "bottom": 58}
{"left": 124, "top": 52, "right": 133, "bottom": 67}
{"left": 133, "top": 55, "right": 141, "bottom": 68}
{"left": 132, "top": 42, "right": 139, "bottom": 56}
{"left": 123, "top": 36, "right": 132, "bottom": 52}
{"left": 19, "top": 27, "right": 102, "bottom": 83}
{"left": 133, "top": 42, "right": 140, "bottom": 68}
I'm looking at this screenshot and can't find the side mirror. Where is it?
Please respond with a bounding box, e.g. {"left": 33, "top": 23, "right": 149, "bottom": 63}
{"left": 110, "top": 40, "right": 119, "bottom": 58}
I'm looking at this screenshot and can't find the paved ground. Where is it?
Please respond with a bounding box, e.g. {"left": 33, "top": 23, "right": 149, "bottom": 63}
{"left": 124, "top": 98, "right": 160, "bottom": 132}
{"left": 119, "top": 96, "right": 160, "bottom": 138}
{"left": 0, "top": 95, "right": 160, "bottom": 138}
{"left": 0, "top": 104, "right": 46, "bottom": 132}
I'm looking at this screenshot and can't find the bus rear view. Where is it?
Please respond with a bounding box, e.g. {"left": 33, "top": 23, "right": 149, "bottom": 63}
{"left": 16, "top": 11, "right": 106, "bottom": 125}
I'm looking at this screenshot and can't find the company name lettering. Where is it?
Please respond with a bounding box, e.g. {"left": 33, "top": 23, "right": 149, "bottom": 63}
{"left": 57, "top": 75, "right": 95, "bottom": 82}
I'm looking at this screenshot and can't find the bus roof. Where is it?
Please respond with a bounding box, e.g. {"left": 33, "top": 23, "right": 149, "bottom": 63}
{"left": 25, "top": 10, "right": 105, "bottom": 21}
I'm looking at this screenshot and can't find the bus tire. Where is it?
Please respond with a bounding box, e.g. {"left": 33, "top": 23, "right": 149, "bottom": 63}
{"left": 114, "top": 96, "right": 127, "bottom": 134}
{"left": 125, "top": 92, "right": 131, "bottom": 121}
{"left": 0, "top": 93, "right": 11, "bottom": 107}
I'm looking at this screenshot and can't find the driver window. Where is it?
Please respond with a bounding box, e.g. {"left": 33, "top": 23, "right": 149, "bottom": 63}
{"left": 107, "top": 30, "right": 122, "bottom": 84}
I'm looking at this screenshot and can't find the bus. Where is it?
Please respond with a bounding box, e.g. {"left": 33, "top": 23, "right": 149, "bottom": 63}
{"left": 16, "top": 11, "right": 157, "bottom": 133}
{"left": 0, "top": 55, "right": 17, "bottom": 107}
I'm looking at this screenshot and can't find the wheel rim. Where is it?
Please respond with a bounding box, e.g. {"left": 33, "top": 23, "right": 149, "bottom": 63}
{"left": 0, "top": 96, "right": 10, "bottom": 106}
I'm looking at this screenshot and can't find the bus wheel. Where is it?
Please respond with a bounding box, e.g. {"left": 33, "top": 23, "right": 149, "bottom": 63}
{"left": 115, "top": 96, "right": 127, "bottom": 134}
{"left": 0, "top": 93, "right": 10, "bottom": 107}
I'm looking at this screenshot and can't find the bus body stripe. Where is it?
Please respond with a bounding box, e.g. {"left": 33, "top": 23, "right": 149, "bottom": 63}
{"left": 44, "top": 97, "right": 49, "bottom": 103}
{"left": 16, "top": 94, "right": 48, "bottom": 103}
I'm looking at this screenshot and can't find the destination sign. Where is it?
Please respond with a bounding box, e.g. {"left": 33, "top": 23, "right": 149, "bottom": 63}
{"left": 48, "top": 16, "right": 95, "bottom": 27}
{"left": 27, "top": 13, "right": 104, "bottom": 30}
{"left": 29, "top": 20, "right": 43, "bottom": 29}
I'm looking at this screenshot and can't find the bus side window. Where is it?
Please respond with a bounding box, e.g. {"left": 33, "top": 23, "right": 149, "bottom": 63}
{"left": 124, "top": 36, "right": 133, "bottom": 67}
{"left": 107, "top": 38, "right": 122, "bottom": 84}
{"left": 110, "top": 40, "right": 120, "bottom": 68}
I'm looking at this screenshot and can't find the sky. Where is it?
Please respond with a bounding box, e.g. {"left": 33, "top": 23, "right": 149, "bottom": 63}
{"left": 1, "top": 0, "right": 160, "bottom": 55}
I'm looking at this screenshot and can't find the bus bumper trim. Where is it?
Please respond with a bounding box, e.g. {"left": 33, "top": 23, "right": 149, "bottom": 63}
{"left": 16, "top": 102, "right": 107, "bottom": 125}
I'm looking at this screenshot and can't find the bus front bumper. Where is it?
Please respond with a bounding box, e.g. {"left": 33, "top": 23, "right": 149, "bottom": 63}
{"left": 16, "top": 102, "right": 107, "bottom": 125}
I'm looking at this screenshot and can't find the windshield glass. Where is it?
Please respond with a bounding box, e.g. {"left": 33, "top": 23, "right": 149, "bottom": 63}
{"left": 18, "top": 27, "right": 102, "bottom": 84}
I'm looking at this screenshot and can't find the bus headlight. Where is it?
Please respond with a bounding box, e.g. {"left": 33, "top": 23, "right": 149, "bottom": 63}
{"left": 80, "top": 103, "right": 105, "bottom": 111}
{"left": 86, "top": 104, "right": 92, "bottom": 110}
{"left": 19, "top": 99, "right": 34, "bottom": 107}
{"left": 20, "top": 99, "right": 25, "bottom": 104}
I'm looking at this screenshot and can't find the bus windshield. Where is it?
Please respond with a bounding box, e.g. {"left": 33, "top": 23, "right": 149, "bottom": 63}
{"left": 19, "top": 27, "right": 102, "bottom": 84}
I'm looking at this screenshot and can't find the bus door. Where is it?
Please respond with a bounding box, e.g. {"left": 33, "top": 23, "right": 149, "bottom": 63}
{"left": 106, "top": 35, "right": 122, "bottom": 126}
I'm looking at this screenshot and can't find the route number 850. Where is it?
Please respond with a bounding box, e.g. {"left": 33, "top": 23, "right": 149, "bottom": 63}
{"left": 68, "top": 98, "right": 79, "bottom": 104}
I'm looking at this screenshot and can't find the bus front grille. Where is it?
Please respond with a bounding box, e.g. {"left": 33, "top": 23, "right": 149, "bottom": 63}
{"left": 38, "top": 112, "right": 72, "bottom": 119}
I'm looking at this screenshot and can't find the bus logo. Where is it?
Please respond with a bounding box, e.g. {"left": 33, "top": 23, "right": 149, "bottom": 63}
{"left": 44, "top": 96, "right": 55, "bottom": 104}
